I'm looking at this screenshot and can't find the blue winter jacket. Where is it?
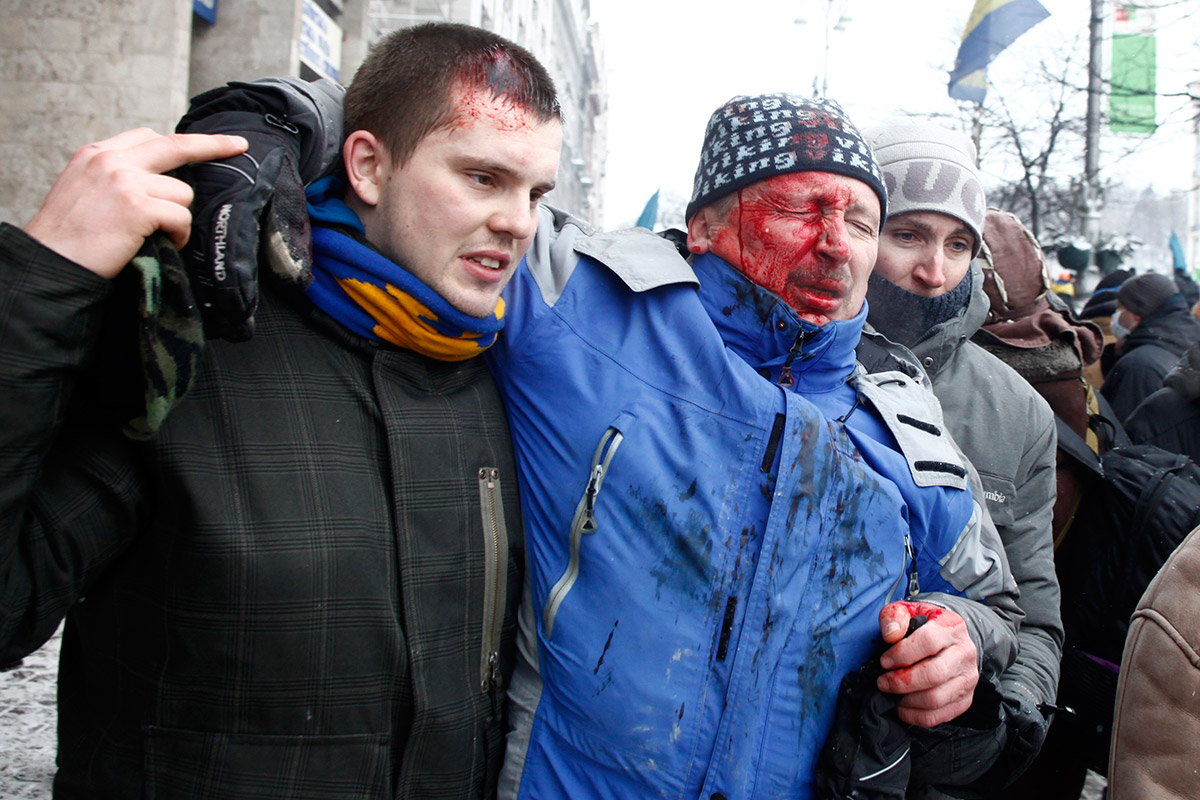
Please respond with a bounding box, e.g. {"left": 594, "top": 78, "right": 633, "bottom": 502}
{"left": 488, "top": 209, "right": 1016, "bottom": 800}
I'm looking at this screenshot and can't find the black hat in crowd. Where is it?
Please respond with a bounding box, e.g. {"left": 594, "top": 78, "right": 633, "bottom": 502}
{"left": 1079, "top": 268, "right": 1134, "bottom": 319}
{"left": 1118, "top": 272, "right": 1180, "bottom": 318}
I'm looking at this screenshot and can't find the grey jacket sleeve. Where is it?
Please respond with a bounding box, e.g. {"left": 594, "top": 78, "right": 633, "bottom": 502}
{"left": 993, "top": 405, "right": 1061, "bottom": 705}
{"left": 854, "top": 367, "right": 1022, "bottom": 679}
{"left": 917, "top": 462, "right": 1023, "bottom": 680}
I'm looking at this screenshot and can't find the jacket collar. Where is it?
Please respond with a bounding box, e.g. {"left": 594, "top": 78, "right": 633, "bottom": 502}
{"left": 1164, "top": 341, "right": 1200, "bottom": 401}
{"left": 692, "top": 252, "right": 865, "bottom": 394}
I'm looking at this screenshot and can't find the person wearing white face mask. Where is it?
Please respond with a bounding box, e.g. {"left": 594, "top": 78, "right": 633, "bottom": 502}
{"left": 1078, "top": 268, "right": 1135, "bottom": 389}
{"left": 1102, "top": 272, "right": 1200, "bottom": 421}
{"left": 1109, "top": 307, "right": 1133, "bottom": 342}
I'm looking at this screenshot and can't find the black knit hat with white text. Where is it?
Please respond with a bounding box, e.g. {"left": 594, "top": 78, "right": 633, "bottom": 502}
{"left": 686, "top": 93, "right": 887, "bottom": 223}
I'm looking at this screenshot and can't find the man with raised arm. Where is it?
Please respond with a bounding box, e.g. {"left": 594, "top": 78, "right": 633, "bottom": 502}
{"left": 0, "top": 24, "right": 559, "bottom": 798}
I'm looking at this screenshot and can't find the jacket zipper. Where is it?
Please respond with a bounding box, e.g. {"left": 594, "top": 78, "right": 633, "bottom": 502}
{"left": 777, "top": 329, "right": 815, "bottom": 388}
{"left": 543, "top": 426, "right": 625, "bottom": 639}
{"left": 885, "top": 532, "right": 921, "bottom": 604}
{"left": 905, "top": 533, "right": 921, "bottom": 598}
{"left": 478, "top": 467, "right": 510, "bottom": 693}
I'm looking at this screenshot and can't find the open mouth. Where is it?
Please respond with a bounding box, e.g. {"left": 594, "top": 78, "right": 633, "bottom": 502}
{"left": 791, "top": 285, "right": 843, "bottom": 311}
{"left": 467, "top": 255, "right": 504, "bottom": 270}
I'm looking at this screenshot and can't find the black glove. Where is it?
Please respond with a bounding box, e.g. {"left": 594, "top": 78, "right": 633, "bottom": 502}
{"left": 979, "top": 686, "right": 1052, "bottom": 787}
{"left": 907, "top": 677, "right": 1006, "bottom": 796}
{"left": 815, "top": 656, "right": 911, "bottom": 800}
{"left": 909, "top": 680, "right": 1053, "bottom": 799}
{"left": 175, "top": 77, "right": 344, "bottom": 341}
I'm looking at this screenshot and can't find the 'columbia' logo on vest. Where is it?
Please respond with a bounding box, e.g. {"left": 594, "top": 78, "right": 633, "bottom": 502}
{"left": 984, "top": 489, "right": 1007, "bottom": 504}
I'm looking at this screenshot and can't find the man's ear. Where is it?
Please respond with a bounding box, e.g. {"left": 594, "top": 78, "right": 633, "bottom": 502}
{"left": 343, "top": 130, "right": 386, "bottom": 207}
{"left": 686, "top": 206, "right": 717, "bottom": 255}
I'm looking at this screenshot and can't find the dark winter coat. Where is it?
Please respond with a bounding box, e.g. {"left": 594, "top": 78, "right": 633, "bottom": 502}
{"left": 1101, "top": 296, "right": 1200, "bottom": 421}
{"left": 0, "top": 224, "right": 525, "bottom": 799}
{"left": 1124, "top": 339, "right": 1200, "bottom": 463}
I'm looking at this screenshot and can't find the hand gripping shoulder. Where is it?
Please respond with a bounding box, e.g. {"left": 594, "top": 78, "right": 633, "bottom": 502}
{"left": 175, "top": 77, "right": 345, "bottom": 341}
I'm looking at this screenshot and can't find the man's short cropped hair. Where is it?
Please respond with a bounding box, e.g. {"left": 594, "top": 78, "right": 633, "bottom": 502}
{"left": 345, "top": 22, "right": 562, "bottom": 166}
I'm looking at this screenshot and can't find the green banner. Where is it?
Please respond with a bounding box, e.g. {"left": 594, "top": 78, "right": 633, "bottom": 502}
{"left": 1110, "top": 32, "right": 1156, "bottom": 133}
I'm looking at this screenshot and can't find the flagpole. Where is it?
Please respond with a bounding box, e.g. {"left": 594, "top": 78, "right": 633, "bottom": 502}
{"left": 1083, "top": 0, "right": 1104, "bottom": 259}
{"left": 971, "top": 105, "right": 983, "bottom": 163}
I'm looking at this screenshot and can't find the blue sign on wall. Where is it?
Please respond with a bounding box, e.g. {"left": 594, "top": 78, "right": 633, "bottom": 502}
{"left": 194, "top": 0, "right": 217, "bottom": 24}
{"left": 300, "top": 0, "right": 342, "bottom": 82}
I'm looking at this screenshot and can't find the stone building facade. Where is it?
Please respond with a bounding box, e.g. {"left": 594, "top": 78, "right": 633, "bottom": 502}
{"left": 0, "top": 0, "right": 605, "bottom": 229}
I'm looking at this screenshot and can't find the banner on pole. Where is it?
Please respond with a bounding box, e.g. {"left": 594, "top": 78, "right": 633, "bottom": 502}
{"left": 1109, "top": 3, "right": 1157, "bottom": 134}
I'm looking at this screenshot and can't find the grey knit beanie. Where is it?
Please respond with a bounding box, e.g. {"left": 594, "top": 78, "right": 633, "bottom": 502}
{"left": 1118, "top": 272, "right": 1179, "bottom": 317}
{"left": 686, "top": 93, "right": 887, "bottom": 223}
{"left": 865, "top": 121, "right": 986, "bottom": 255}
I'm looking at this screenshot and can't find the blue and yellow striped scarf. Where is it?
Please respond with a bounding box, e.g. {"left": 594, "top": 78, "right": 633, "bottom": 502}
{"left": 305, "top": 177, "right": 504, "bottom": 361}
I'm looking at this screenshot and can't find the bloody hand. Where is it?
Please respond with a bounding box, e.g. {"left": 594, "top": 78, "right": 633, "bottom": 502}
{"left": 876, "top": 599, "right": 979, "bottom": 728}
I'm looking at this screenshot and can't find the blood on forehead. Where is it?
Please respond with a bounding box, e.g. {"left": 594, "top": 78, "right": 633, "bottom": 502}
{"left": 447, "top": 81, "right": 534, "bottom": 132}
{"left": 449, "top": 51, "right": 539, "bottom": 132}
{"left": 749, "top": 171, "right": 859, "bottom": 211}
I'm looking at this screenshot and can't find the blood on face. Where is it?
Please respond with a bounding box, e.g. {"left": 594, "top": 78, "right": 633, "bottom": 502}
{"left": 706, "top": 171, "right": 880, "bottom": 326}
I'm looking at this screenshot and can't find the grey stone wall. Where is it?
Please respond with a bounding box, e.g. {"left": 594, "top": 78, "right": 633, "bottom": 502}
{"left": 189, "top": 0, "right": 302, "bottom": 99}
{"left": 0, "top": 0, "right": 595, "bottom": 240}
{"left": 0, "top": 0, "right": 193, "bottom": 228}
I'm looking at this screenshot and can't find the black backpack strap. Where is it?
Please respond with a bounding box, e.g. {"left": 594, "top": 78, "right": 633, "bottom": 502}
{"left": 1057, "top": 384, "right": 1132, "bottom": 472}
{"left": 1089, "top": 388, "right": 1131, "bottom": 450}
{"left": 1055, "top": 415, "right": 1104, "bottom": 477}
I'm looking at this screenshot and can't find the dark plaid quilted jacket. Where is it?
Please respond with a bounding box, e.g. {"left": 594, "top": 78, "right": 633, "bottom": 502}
{"left": 0, "top": 224, "right": 525, "bottom": 799}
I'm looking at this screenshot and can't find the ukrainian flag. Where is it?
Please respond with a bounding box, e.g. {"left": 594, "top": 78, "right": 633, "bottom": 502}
{"left": 948, "top": 0, "right": 1050, "bottom": 104}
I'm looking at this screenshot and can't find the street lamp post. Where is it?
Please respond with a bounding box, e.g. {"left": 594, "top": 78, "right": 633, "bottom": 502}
{"left": 795, "top": 0, "right": 851, "bottom": 99}
{"left": 1082, "top": 0, "right": 1104, "bottom": 254}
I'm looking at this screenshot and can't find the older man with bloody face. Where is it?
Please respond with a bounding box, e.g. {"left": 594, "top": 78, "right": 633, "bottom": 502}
{"left": 684, "top": 101, "right": 997, "bottom": 728}
{"left": 489, "top": 94, "right": 1019, "bottom": 799}
{"left": 686, "top": 171, "right": 879, "bottom": 326}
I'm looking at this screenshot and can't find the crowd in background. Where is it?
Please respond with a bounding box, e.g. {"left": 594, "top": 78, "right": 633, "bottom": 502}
{"left": 4, "top": 19, "right": 1200, "bottom": 800}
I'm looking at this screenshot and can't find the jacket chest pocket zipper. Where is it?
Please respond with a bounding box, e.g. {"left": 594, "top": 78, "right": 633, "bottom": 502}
{"left": 479, "top": 467, "right": 510, "bottom": 693}
{"left": 543, "top": 426, "right": 626, "bottom": 639}
{"left": 886, "top": 532, "right": 921, "bottom": 604}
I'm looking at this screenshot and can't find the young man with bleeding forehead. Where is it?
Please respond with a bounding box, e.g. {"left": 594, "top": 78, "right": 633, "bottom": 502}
{"left": 489, "top": 93, "right": 1019, "bottom": 798}
{"left": 341, "top": 71, "right": 559, "bottom": 320}
{"left": 0, "top": 24, "right": 560, "bottom": 797}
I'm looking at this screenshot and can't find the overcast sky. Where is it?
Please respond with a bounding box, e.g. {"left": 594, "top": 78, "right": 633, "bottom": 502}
{"left": 587, "top": 0, "right": 1200, "bottom": 230}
